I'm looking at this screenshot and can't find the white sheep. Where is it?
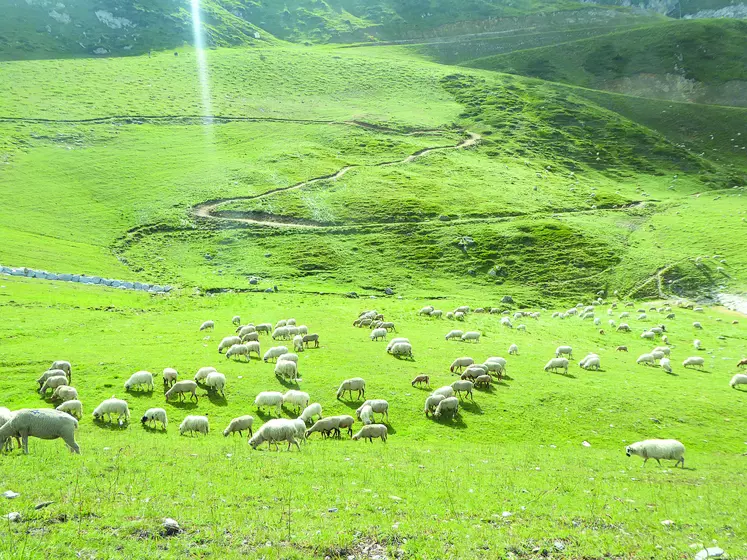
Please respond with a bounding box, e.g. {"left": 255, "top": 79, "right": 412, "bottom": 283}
{"left": 433, "top": 396, "right": 459, "bottom": 419}
{"left": 293, "top": 335, "right": 304, "bottom": 352}
{"left": 640, "top": 331, "right": 655, "bottom": 340}
{"left": 250, "top": 419, "right": 300, "bottom": 451}
{"left": 56, "top": 400, "right": 82, "bottom": 419}
{"left": 516, "top": 324, "right": 527, "bottom": 331}
{"left": 218, "top": 336, "right": 241, "bottom": 353}
{"left": 683, "top": 356, "right": 705, "bottom": 369}
{"left": 729, "top": 374, "right": 747, "bottom": 389}
{"left": 274, "top": 359, "right": 299, "bottom": 381}
{"left": 455, "top": 306, "right": 470, "bottom": 314}
{"left": 386, "top": 338, "right": 409, "bottom": 352}
{"left": 424, "top": 394, "right": 445, "bottom": 416}
{"left": 92, "top": 398, "right": 130, "bottom": 424}
{"left": 461, "top": 331, "right": 481, "bottom": 343}
{"left": 296, "top": 325, "right": 308, "bottom": 335}
{"left": 626, "top": 439, "right": 685, "bottom": 467}
{"left": 141, "top": 408, "right": 168, "bottom": 430}
{"left": 299, "top": 403, "right": 323, "bottom": 425}
{"left": 454, "top": 311, "right": 465, "bottom": 321}
{"left": 432, "top": 386, "right": 455, "bottom": 398}
{"left": 204, "top": 372, "right": 226, "bottom": 396}
{"left": 305, "top": 417, "right": 342, "bottom": 439}
{"left": 653, "top": 346, "right": 670, "bottom": 356}
{"left": 39, "top": 375, "right": 68, "bottom": 396}
{"left": 272, "top": 327, "right": 290, "bottom": 340}
{"left": 254, "top": 391, "right": 284, "bottom": 416}
{"left": 0, "top": 409, "right": 80, "bottom": 454}
{"left": 445, "top": 329, "right": 463, "bottom": 341}
{"left": 501, "top": 317, "right": 513, "bottom": 328}
{"left": 223, "top": 415, "right": 254, "bottom": 437}
{"left": 199, "top": 320, "right": 214, "bottom": 331}
{"left": 636, "top": 353, "right": 656, "bottom": 366}
{"left": 356, "top": 400, "right": 389, "bottom": 422}
{"left": 370, "top": 328, "right": 387, "bottom": 341}
{"left": 232, "top": 315, "right": 241, "bottom": 326}
{"left": 256, "top": 323, "right": 272, "bottom": 334}
{"left": 238, "top": 325, "right": 256, "bottom": 337}
{"left": 508, "top": 344, "right": 518, "bottom": 355}
{"left": 694, "top": 339, "right": 702, "bottom": 350}
{"left": 357, "top": 404, "right": 374, "bottom": 425}
{"left": 282, "top": 390, "right": 309, "bottom": 413}
{"left": 37, "top": 369, "right": 68, "bottom": 389}
{"left": 194, "top": 366, "right": 217, "bottom": 382}
{"left": 544, "top": 358, "right": 569, "bottom": 374}
{"left": 51, "top": 385, "right": 78, "bottom": 402}
{"left": 275, "top": 320, "right": 288, "bottom": 328}
{"left": 617, "top": 323, "right": 631, "bottom": 332}
{"left": 337, "top": 378, "right": 366, "bottom": 400}
{"left": 165, "top": 380, "right": 199, "bottom": 402}
{"left": 660, "top": 358, "right": 672, "bottom": 373}
{"left": 431, "top": 310, "right": 443, "bottom": 318}
{"left": 651, "top": 350, "right": 665, "bottom": 360}
{"left": 555, "top": 346, "right": 573, "bottom": 359}
{"left": 278, "top": 353, "right": 299, "bottom": 363}
{"left": 449, "top": 357, "right": 474, "bottom": 373}
{"left": 163, "top": 368, "right": 178, "bottom": 388}
{"left": 579, "top": 356, "right": 601, "bottom": 370}
{"left": 226, "top": 344, "right": 251, "bottom": 361}
{"left": 352, "top": 424, "right": 388, "bottom": 443}
{"left": 390, "top": 342, "right": 413, "bottom": 359}
{"left": 446, "top": 312, "right": 454, "bottom": 319}
{"left": 264, "top": 346, "right": 289, "bottom": 362}
{"left": 124, "top": 371, "right": 154, "bottom": 392}
{"left": 418, "top": 306, "right": 434, "bottom": 316}
{"left": 241, "top": 332, "right": 260, "bottom": 343}
{"left": 693, "top": 321, "right": 703, "bottom": 329}
{"left": 483, "top": 361, "right": 505, "bottom": 376}
{"left": 450, "top": 380, "right": 474, "bottom": 400}
{"left": 179, "top": 415, "right": 209, "bottom": 436}
{"left": 50, "top": 361, "right": 72, "bottom": 381}
{"left": 638, "top": 313, "right": 647, "bottom": 320}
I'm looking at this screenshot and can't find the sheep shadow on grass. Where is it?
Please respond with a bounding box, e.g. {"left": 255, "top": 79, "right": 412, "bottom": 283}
{"left": 205, "top": 391, "right": 228, "bottom": 407}
{"left": 432, "top": 414, "right": 467, "bottom": 429}
{"left": 92, "top": 418, "right": 129, "bottom": 431}
{"left": 124, "top": 389, "right": 154, "bottom": 399}
{"left": 459, "top": 400, "right": 483, "bottom": 415}
{"left": 276, "top": 376, "right": 301, "bottom": 389}
{"left": 167, "top": 400, "right": 199, "bottom": 410}
{"left": 255, "top": 409, "right": 282, "bottom": 422}
{"left": 141, "top": 424, "right": 169, "bottom": 435}
{"left": 553, "top": 371, "right": 577, "bottom": 379}
{"left": 338, "top": 399, "right": 364, "bottom": 411}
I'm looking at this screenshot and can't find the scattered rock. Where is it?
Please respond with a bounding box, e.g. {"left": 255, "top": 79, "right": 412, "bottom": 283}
{"left": 5, "top": 512, "right": 21, "bottom": 522}
{"left": 651, "top": 418, "right": 660, "bottom": 424}
{"left": 264, "top": 253, "right": 272, "bottom": 258}
{"left": 264, "top": 288, "right": 273, "bottom": 293}
{"left": 501, "top": 295, "right": 514, "bottom": 304}
{"left": 582, "top": 441, "right": 591, "bottom": 447}
{"left": 695, "top": 547, "right": 726, "bottom": 559}
{"left": 328, "top": 508, "right": 338, "bottom": 513}
{"left": 34, "top": 501, "right": 54, "bottom": 510}
{"left": 3, "top": 491, "right": 19, "bottom": 499}
{"left": 554, "top": 541, "right": 565, "bottom": 551}
{"left": 661, "top": 519, "right": 675, "bottom": 526}
{"left": 384, "top": 287, "right": 394, "bottom": 295}
{"left": 162, "top": 518, "right": 181, "bottom": 536}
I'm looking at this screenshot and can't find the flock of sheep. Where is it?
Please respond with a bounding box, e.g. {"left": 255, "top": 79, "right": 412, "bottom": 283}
{"left": 1, "top": 299, "right": 745, "bottom": 463}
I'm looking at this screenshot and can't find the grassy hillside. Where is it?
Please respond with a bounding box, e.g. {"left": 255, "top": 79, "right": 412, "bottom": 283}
{"left": 1, "top": 277, "right": 747, "bottom": 558}
{"left": 464, "top": 19, "right": 747, "bottom": 106}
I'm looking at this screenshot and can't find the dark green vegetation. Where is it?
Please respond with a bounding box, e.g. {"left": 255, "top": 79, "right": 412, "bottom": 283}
{"left": 464, "top": 20, "right": 747, "bottom": 106}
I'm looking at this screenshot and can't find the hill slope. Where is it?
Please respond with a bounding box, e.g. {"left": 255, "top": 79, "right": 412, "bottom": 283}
{"left": 464, "top": 19, "right": 747, "bottom": 106}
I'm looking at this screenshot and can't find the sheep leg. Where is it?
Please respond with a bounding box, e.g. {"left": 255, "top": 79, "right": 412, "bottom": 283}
{"left": 64, "top": 433, "right": 81, "bottom": 454}
{"left": 655, "top": 458, "right": 662, "bottom": 466}
{"left": 21, "top": 434, "right": 29, "bottom": 455}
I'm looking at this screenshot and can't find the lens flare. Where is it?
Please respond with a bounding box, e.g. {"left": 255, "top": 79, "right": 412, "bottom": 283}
{"left": 190, "top": 0, "right": 213, "bottom": 124}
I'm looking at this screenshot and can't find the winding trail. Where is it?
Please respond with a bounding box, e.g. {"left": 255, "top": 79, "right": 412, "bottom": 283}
{"left": 193, "top": 132, "right": 481, "bottom": 228}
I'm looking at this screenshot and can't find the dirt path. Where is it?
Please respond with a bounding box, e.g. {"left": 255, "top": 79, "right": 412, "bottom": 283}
{"left": 192, "top": 132, "right": 481, "bottom": 228}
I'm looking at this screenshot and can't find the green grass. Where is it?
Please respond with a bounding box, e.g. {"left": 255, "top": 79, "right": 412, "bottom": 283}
{"left": 464, "top": 19, "right": 747, "bottom": 106}
{"left": 1, "top": 277, "right": 747, "bottom": 558}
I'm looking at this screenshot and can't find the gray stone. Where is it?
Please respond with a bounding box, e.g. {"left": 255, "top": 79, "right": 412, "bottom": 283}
{"left": 59, "top": 273, "right": 72, "bottom": 281}
{"left": 249, "top": 277, "right": 259, "bottom": 285}
{"left": 134, "top": 282, "right": 143, "bottom": 290}
{"left": 3, "top": 491, "right": 19, "bottom": 499}
{"left": 163, "top": 286, "right": 172, "bottom": 292}
{"left": 90, "top": 277, "right": 101, "bottom": 284}
{"left": 71, "top": 275, "right": 80, "bottom": 282}
{"left": 264, "top": 288, "right": 273, "bottom": 293}
{"left": 0, "top": 266, "right": 10, "bottom": 274}
{"left": 25, "top": 269, "right": 36, "bottom": 277}
{"left": 11, "top": 269, "right": 24, "bottom": 276}
{"left": 110, "top": 280, "right": 121, "bottom": 287}
{"left": 47, "top": 274, "right": 59, "bottom": 281}
{"left": 162, "top": 518, "right": 181, "bottom": 535}
{"left": 140, "top": 284, "right": 151, "bottom": 291}
{"left": 34, "top": 501, "right": 54, "bottom": 510}
{"left": 5, "top": 512, "right": 20, "bottom": 522}
{"left": 695, "top": 547, "right": 726, "bottom": 559}
{"left": 101, "top": 279, "right": 112, "bottom": 286}
{"left": 122, "top": 282, "right": 133, "bottom": 289}
{"left": 384, "top": 287, "right": 394, "bottom": 295}
{"left": 501, "top": 295, "right": 514, "bottom": 304}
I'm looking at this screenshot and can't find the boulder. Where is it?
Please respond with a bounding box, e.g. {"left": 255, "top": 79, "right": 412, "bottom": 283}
{"left": 71, "top": 275, "right": 80, "bottom": 282}
{"left": 501, "top": 295, "right": 514, "bottom": 304}
{"left": 59, "top": 273, "right": 72, "bottom": 281}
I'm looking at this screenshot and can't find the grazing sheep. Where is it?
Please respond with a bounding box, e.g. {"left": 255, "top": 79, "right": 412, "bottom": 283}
{"left": 555, "top": 346, "right": 573, "bottom": 359}
{"left": 386, "top": 338, "right": 409, "bottom": 352}
{"left": 424, "top": 394, "right": 445, "bottom": 416}
{"left": 337, "top": 378, "right": 366, "bottom": 400}
{"left": 39, "top": 375, "right": 68, "bottom": 396}
{"left": 282, "top": 390, "right": 310, "bottom": 413}
{"left": 636, "top": 353, "right": 656, "bottom": 366}
{"left": 240, "top": 332, "right": 260, "bottom": 343}
{"left": 223, "top": 415, "right": 254, "bottom": 437}
{"left": 501, "top": 317, "right": 513, "bottom": 328}
{"left": 264, "top": 346, "right": 289, "bottom": 363}
{"left": 660, "top": 358, "right": 672, "bottom": 373}
{"left": 729, "top": 374, "right": 747, "bottom": 389}
{"left": 694, "top": 339, "right": 702, "bottom": 350}
{"left": 232, "top": 316, "right": 241, "bottom": 326}
{"left": 356, "top": 400, "right": 389, "bottom": 422}
{"left": 56, "top": 400, "right": 82, "bottom": 419}
{"left": 640, "top": 331, "right": 656, "bottom": 340}
{"left": 461, "top": 366, "right": 487, "bottom": 380}
{"left": 579, "top": 356, "right": 601, "bottom": 370}
{"left": 37, "top": 369, "right": 68, "bottom": 390}
{"left": 431, "top": 310, "right": 443, "bottom": 318}
{"left": 293, "top": 335, "right": 304, "bottom": 352}
{"left": 693, "top": 322, "right": 703, "bottom": 329}
{"left": 638, "top": 313, "right": 647, "bottom": 320}
{"left": 454, "top": 311, "right": 465, "bottom": 321}
{"left": 455, "top": 306, "right": 470, "bottom": 314}
{"left": 51, "top": 386, "right": 78, "bottom": 403}
{"left": 179, "top": 415, "right": 209, "bottom": 436}
{"left": 251, "top": 419, "right": 301, "bottom": 451}
{"left": 474, "top": 374, "right": 492, "bottom": 388}
{"left": 218, "top": 336, "right": 241, "bottom": 353}
{"left": 418, "top": 306, "right": 435, "bottom": 316}
{"left": 370, "top": 328, "right": 387, "bottom": 341}
{"left": 199, "top": 320, "right": 214, "bottom": 331}
{"left": 238, "top": 325, "right": 257, "bottom": 337}
{"left": 508, "top": 344, "right": 518, "bottom": 355}
{"left": 625, "top": 439, "right": 685, "bottom": 467}
{"left": 277, "top": 353, "right": 298, "bottom": 364}
{"left": 50, "top": 361, "right": 72, "bottom": 381}
{"left": 141, "top": 408, "right": 168, "bottom": 430}
{"left": 653, "top": 346, "right": 670, "bottom": 356}
{"left": 451, "top": 380, "right": 474, "bottom": 400}
{"left": 694, "top": 307, "right": 704, "bottom": 313}
{"left": 461, "top": 331, "right": 481, "bottom": 343}
{"left": 617, "top": 346, "right": 628, "bottom": 352}
{"left": 483, "top": 361, "right": 505, "bottom": 377}
{"left": 272, "top": 327, "right": 290, "bottom": 340}
{"left": 302, "top": 334, "right": 320, "bottom": 348}
{"left": 334, "top": 415, "right": 356, "bottom": 438}
{"left": 276, "top": 320, "right": 288, "bottom": 328}
{"left": 432, "top": 386, "right": 455, "bottom": 398}
{"left": 411, "top": 375, "right": 430, "bottom": 388}
{"left": 352, "top": 424, "right": 388, "bottom": 443}
{"left": 390, "top": 342, "right": 413, "bottom": 359}
{"left": 445, "top": 330, "right": 464, "bottom": 341}
{"left": 254, "top": 391, "right": 283, "bottom": 416}
{"left": 666, "top": 313, "right": 675, "bottom": 319}
{"left": 433, "top": 397, "right": 459, "bottom": 419}
{"left": 651, "top": 350, "right": 665, "bottom": 360}
{"left": 683, "top": 356, "right": 705, "bottom": 369}
{"left": 305, "top": 417, "right": 341, "bottom": 439}
{"left": 737, "top": 358, "right": 747, "bottom": 368}
{"left": 163, "top": 368, "right": 178, "bottom": 388}
{"left": 0, "top": 409, "right": 80, "bottom": 454}
{"left": 617, "top": 323, "right": 631, "bottom": 332}
{"left": 516, "top": 324, "right": 527, "bottom": 331}
{"left": 299, "top": 403, "right": 323, "bottom": 425}
{"left": 609, "top": 320, "right": 616, "bottom": 327}
{"left": 544, "top": 358, "right": 569, "bottom": 374}
{"left": 256, "top": 323, "right": 272, "bottom": 334}
{"left": 274, "top": 360, "right": 299, "bottom": 381}
{"left": 204, "top": 372, "right": 226, "bottom": 396}
{"left": 194, "top": 366, "right": 217, "bottom": 382}
{"left": 165, "top": 380, "right": 199, "bottom": 402}
{"left": 450, "top": 357, "right": 474, "bottom": 373}
{"left": 244, "top": 341, "right": 261, "bottom": 358}
{"left": 286, "top": 318, "right": 297, "bottom": 326}
{"left": 124, "top": 371, "right": 154, "bottom": 392}
{"left": 92, "top": 398, "right": 130, "bottom": 424}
